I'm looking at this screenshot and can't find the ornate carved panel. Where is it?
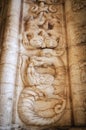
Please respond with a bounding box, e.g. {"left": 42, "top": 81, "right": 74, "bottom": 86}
{"left": 0, "top": 0, "right": 86, "bottom": 129}
{"left": 17, "top": 0, "right": 71, "bottom": 128}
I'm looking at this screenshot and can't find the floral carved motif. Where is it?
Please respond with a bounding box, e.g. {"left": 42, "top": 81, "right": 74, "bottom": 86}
{"left": 18, "top": 0, "right": 66, "bottom": 126}
{"left": 71, "top": 0, "right": 86, "bottom": 11}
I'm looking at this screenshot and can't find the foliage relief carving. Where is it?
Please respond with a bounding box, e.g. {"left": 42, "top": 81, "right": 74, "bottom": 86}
{"left": 72, "top": 0, "right": 86, "bottom": 11}
{"left": 18, "top": 0, "right": 66, "bottom": 126}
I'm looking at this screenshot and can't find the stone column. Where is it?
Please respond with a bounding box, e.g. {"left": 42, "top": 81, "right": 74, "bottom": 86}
{"left": 0, "top": 0, "right": 8, "bottom": 55}
{"left": 0, "top": 0, "right": 21, "bottom": 129}
{"left": 65, "top": 0, "right": 86, "bottom": 126}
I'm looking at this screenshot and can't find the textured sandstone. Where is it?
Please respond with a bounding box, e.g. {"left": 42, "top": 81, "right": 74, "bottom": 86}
{"left": 65, "top": 0, "right": 86, "bottom": 126}
{"left": 0, "top": 0, "right": 86, "bottom": 130}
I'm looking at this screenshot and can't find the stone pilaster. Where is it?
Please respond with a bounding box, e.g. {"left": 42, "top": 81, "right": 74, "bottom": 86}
{"left": 0, "top": 0, "right": 8, "bottom": 55}
{"left": 65, "top": 0, "right": 86, "bottom": 126}
{"left": 0, "top": 0, "right": 21, "bottom": 129}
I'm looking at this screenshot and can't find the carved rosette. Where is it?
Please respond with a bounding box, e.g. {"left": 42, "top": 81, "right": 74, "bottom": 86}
{"left": 18, "top": 0, "right": 66, "bottom": 126}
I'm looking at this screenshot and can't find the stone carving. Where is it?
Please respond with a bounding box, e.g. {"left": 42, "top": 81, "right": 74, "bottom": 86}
{"left": 79, "top": 61, "right": 86, "bottom": 83}
{"left": 18, "top": 53, "right": 66, "bottom": 126}
{"left": 83, "top": 97, "right": 86, "bottom": 115}
{"left": 71, "top": 25, "right": 86, "bottom": 45}
{"left": 22, "top": 0, "right": 64, "bottom": 53}
{"left": 31, "top": 0, "right": 61, "bottom": 5}
{"left": 18, "top": 0, "right": 66, "bottom": 126}
{"left": 71, "top": 0, "right": 86, "bottom": 11}
{"left": 65, "top": 0, "right": 86, "bottom": 126}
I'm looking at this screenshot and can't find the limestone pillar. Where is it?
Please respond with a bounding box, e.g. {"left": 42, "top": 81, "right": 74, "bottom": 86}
{"left": 65, "top": 0, "right": 86, "bottom": 126}
{"left": 0, "top": 0, "right": 8, "bottom": 55}
{"left": 0, "top": 0, "right": 21, "bottom": 129}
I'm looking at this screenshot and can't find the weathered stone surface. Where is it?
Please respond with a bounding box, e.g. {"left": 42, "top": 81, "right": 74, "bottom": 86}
{"left": 0, "top": 0, "right": 86, "bottom": 129}
{"left": 0, "top": 0, "right": 21, "bottom": 129}
{"left": 65, "top": 0, "right": 86, "bottom": 126}
{"left": 17, "top": 0, "right": 71, "bottom": 128}
{"left": 0, "top": 0, "right": 8, "bottom": 55}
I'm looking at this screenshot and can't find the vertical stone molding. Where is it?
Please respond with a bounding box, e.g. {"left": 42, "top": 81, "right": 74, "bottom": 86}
{"left": 0, "top": 0, "right": 8, "bottom": 55}
{"left": 65, "top": 0, "right": 86, "bottom": 126}
{"left": 0, "top": 0, "right": 21, "bottom": 129}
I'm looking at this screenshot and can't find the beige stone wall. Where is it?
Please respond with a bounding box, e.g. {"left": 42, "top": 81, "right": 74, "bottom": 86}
{"left": 65, "top": 0, "right": 86, "bottom": 126}
{"left": 0, "top": 0, "right": 86, "bottom": 130}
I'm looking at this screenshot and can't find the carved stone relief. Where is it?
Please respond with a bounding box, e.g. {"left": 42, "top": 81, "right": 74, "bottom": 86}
{"left": 17, "top": 0, "right": 69, "bottom": 127}
{"left": 65, "top": 0, "right": 86, "bottom": 126}
{"left": 0, "top": 0, "right": 86, "bottom": 129}
{"left": 71, "top": 0, "right": 86, "bottom": 11}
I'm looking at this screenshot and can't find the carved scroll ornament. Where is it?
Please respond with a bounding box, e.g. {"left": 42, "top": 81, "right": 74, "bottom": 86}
{"left": 72, "top": 0, "right": 86, "bottom": 11}
{"left": 18, "top": 0, "right": 66, "bottom": 126}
